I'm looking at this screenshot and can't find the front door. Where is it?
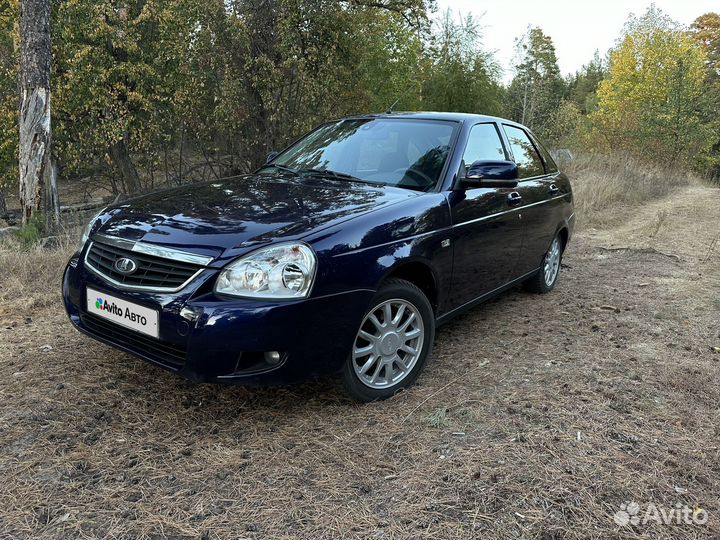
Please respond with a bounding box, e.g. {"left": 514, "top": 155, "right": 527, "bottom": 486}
{"left": 447, "top": 123, "right": 524, "bottom": 309}
{"left": 500, "top": 124, "right": 561, "bottom": 276}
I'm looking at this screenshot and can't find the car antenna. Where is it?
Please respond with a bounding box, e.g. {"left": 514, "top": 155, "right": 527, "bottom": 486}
{"left": 385, "top": 99, "right": 399, "bottom": 114}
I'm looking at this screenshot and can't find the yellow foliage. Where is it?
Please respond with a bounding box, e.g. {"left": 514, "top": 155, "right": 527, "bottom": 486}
{"left": 590, "top": 26, "right": 710, "bottom": 165}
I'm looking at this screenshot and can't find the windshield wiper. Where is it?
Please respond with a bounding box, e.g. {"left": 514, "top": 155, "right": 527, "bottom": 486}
{"left": 298, "top": 168, "right": 372, "bottom": 185}
{"left": 259, "top": 164, "right": 300, "bottom": 176}
{"left": 264, "top": 165, "right": 390, "bottom": 188}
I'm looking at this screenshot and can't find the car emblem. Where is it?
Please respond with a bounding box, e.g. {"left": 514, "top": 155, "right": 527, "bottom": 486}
{"left": 114, "top": 257, "right": 138, "bottom": 275}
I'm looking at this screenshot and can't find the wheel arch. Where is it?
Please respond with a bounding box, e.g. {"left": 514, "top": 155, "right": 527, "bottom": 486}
{"left": 379, "top": 259, "right": 439, "bottom": 313}
{"left": 556, "top": 225, "right": 569, "bottom": 250}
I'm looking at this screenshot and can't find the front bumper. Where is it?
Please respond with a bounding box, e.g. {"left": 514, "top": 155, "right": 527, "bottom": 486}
{"left": 62, "top": 253, "right": 374, "bottom": 385}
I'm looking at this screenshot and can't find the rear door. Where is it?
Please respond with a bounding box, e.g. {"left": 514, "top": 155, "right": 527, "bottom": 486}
{"left": 500, "top": 124, "right": 562, "bottom": 275}
{"left": 447, "top": 122, "right": 525, "bottom": 309}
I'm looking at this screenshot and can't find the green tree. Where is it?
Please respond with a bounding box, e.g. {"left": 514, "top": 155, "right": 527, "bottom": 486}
{"left": 543, "top": 100, "right": 582, "bottom": 148}
{"left": 590, "top": 7, "right": 711, "bottom": 167}
{"left": 2, "top": 0, "right": 537, "bottom": 204}
{"left": 0, "top": 0, "right": 18, "bottom": 208}
{"left": 52, "top": 0, "right": 203, "bottom": 193}
{"left": 691, "top": 13, "right": 720, "bottom": 84}
{"left": 210, "top": 0, "right": 428, "bottom": 171}
{"left": 691, "top": 12, "right": 720, "bottom": 179}
{"left": 348, "top": 9, "right": 424, "bottom": 113}
{"left": 565, "top": 51, "right": 606, "bottom": 114}
{"left": 505, "top": 26, "right": 564, "bottom": 138}
{"left": 45, "top": 0, "right": 430, "bottom": 193}
{"left": 421, "top": 10, "right": 503, "bottom": 115}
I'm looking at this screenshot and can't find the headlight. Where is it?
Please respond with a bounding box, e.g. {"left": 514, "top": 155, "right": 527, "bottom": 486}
{"left": 215, "top": 243, "right": 317, "bottom": 299}
{"left": 79, "top": 207, "right": 107, "bottom": 249}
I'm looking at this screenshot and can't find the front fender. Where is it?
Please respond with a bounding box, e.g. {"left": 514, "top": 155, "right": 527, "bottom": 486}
{"left": 305, "top": 193, "right": 454, "bottom": 313}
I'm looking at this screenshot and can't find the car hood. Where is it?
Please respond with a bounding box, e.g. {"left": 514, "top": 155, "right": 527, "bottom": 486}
{"left": 96, "top": 174, "right": 418, "bottom": 260}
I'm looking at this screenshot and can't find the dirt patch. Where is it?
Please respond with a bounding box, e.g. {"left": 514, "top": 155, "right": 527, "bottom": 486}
{"left": 0, "top": 187, "right": 719, "bottom": 539}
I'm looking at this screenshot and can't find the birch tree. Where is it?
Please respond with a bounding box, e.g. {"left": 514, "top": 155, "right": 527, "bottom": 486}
{"left": 18, "top": 0, "right": 53, "bottom": 224}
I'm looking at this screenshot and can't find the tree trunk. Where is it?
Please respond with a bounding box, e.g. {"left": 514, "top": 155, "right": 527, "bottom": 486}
{"left": 45, "top": 157, "right": 60, "bottom": 224}
{"left": 18, "top": 0, "right": 52, "bottom": 226}
{"left": 0, "top": 190, "right": 7, "bottom": 217}
{"left": 109, "top": 137, "right": 141, "bottom": 194}
{"left": 521, "top": 75, "right": 528, "bottom": 125}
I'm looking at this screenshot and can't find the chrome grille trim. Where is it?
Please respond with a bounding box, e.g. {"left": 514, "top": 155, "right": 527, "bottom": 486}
{"left": 93, "top": 234, "right": 214, "bottom": 266}
{"left": 84, "top": 236, "right": 210, "bottom": 293}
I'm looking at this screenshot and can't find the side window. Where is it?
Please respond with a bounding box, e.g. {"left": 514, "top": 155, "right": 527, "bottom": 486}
{"left": 534, "top": 137, "right": 559, "bottom": 173}
{"left": 503, "top": 125, "right": 545, "bottom": 179}
{"left": 461, "top": 123, "right": 506, "bottom": 166}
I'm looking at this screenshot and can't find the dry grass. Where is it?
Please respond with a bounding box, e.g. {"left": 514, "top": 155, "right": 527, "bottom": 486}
{"left": 0, "top": 237, "right": 75, "bottom": 320}
{"left": 564, "top": 153, "right": 700, "bottom": 230}
{"left": 0, "top": 178, "right": 719, "bottom": 539}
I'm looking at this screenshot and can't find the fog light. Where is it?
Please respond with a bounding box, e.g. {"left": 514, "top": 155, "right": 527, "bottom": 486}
{"left": 264, "top": 351, "right": 281, "bottom": 365}
{"left": 180, "top": 307, "right": 201, "bottom": 322}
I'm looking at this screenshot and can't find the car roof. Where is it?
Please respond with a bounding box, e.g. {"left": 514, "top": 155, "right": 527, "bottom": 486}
{"left": 338, "top": 111, "right": 525, "bottom": 128}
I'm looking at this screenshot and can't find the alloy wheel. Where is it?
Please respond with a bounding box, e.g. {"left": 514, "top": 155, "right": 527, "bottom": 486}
{"left": 543, "top": 236, "right": 561, "bottom": 286}
{"left": 351, "top": 299, "right": 425, "bottom": 389}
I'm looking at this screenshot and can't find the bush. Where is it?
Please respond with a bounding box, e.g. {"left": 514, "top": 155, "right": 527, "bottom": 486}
{"left": 14, "top": 214, "right": 45, "bottom": 247}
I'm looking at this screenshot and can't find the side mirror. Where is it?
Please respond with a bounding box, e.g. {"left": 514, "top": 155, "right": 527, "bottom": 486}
{"left": 265, "top": 151, "right": 279, "bottom": 164}
{"left": 460, "top": 160, "right": 519, "bottom": 189}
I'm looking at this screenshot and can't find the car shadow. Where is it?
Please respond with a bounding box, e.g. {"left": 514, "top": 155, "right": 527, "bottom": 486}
{"left": 91, "top": 281, "right": 537, "bottom": 436}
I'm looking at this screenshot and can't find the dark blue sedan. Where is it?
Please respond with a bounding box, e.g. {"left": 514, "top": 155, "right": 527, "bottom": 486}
{"left": 63, "top": 112, "right": 575, "bottom": 401}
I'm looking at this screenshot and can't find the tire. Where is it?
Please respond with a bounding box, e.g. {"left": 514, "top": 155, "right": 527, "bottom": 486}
{"left": 341, "top": 278, "right": 435, "bottom": 402}
{"left": 525, "top": 232, "right": 564, "bottom": 294}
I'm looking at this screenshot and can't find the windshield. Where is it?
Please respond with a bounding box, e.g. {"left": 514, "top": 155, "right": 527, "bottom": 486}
{"left": 266, "top": 118, "right": 457, "bottom": 191}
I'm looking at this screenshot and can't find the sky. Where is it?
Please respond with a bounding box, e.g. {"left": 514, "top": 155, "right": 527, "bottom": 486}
{"left": 434, "top": 0, "right": 718, "bottom": 81}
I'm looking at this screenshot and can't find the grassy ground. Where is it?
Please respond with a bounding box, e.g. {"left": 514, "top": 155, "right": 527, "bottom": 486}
{"left": 563, "top": 153, "right": 693, "bottom": 230}
{"left": 0, "top": 172, "right": 718, "bottom": 539}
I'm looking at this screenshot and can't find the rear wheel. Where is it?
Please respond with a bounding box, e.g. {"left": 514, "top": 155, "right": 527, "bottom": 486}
{"left": 341, "top": 279, "right": 435, "bottom": 402}
{"left": 525, "top": 233, "right": 564, "bottom": 293}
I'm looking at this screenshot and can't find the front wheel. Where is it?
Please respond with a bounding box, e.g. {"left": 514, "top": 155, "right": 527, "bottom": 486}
{"left": 525, "top": 233, "right": 564, "bottom": 293}
{"left": 341, "top": 278, "right": 435, "bottom": 402}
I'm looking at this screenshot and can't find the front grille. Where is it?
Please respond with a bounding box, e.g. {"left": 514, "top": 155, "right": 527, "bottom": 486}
{"left": 86, "top": 241, "right": 203, "bottom": 290}
{"left": 80, "top": 314, "right": 186, "bottom": 369}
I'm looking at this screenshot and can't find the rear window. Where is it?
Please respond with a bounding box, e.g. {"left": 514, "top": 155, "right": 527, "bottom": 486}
{"left": 503, "top": 125, "right": 545, "bottom": 179}
{"left": 533, "top": 136, "right": 559, "bottom": 173}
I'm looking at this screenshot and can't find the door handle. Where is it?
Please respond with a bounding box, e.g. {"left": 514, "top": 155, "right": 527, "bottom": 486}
{"left": 549, "top": 183, "right": 560, "bottom": 194}
{"left": 507, "top": 191, "right": 523, "bottom": 206}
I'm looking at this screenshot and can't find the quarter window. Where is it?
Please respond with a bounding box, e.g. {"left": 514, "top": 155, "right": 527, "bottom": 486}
{"left": 461, "top": 123, "right": 506, "bottom": 167}
{"left": 503, "top": 125, "right": 545, "bottom": 179}
{"left": 534, "top": 137, "right": 559, "bottom": 173}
